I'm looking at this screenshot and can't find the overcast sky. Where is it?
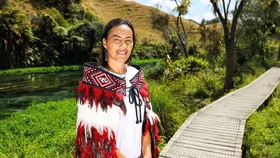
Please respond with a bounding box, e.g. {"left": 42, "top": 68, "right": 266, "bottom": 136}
{"left": 130, "top": 0, "right": 235, "bottom": 23}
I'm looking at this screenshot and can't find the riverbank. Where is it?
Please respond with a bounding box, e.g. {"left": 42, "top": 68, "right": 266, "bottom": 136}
{"left": 0, "top": 58, "right": 161, "bottom": 76}
{"left": 0, "top": 65, "right": 82, "bottom": 75}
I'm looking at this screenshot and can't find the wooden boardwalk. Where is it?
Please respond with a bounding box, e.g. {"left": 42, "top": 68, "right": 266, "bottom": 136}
{"left": 159, "top": 67, "right": 280, "bottom": 158}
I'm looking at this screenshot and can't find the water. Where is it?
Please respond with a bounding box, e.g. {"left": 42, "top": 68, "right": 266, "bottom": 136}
{"left": 0, "top": 71, "right": 83, "bottom": 119}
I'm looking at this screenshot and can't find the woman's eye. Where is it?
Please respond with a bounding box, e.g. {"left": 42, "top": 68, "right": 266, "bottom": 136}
{"left": 114, "top": 38, "right": 121, "bottom": 42}
{"left": 125, "top": 40, "right": 132, "bottom": 44}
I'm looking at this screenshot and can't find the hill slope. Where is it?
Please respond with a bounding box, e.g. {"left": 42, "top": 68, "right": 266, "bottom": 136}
{"left": 81, "top": 0, "right": 200, "bottom": 42}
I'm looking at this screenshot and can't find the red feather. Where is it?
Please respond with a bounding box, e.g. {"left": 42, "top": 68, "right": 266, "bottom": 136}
{"left": 75, "top": 123, "right": 117, "bottom": 158}
{"left": 143, "top": 116, "right": 163, "bottom": 158}
{"left": 76, "top": 82, "right": 125, "bottom": 113}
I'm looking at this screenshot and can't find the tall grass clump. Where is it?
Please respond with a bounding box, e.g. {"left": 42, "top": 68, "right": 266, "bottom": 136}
{"left": 243, "top": 85, "right": 280, "bottom": 158}
{"left": 0, "top": 99, "right": 77, "bottom": 157}
{"left": 148, "top": 80, "right": 189, "bottom": 140}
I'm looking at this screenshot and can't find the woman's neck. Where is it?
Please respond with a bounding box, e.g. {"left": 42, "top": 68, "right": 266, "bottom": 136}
{"left": 107, "top": 62, "right": 126, "bottom": 74}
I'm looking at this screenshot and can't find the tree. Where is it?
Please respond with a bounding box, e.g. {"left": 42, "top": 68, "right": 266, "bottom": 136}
{"left": 199, "top": 23, "right": 223, "bottom": 63}
{"left": 0, "top": 10, "right": 35, "bottom": 69}
{"left": 236, "top": 0, "right": 280, "bottom": 68}
{"left": 172, "top": 0, "right": 190, "bottom": 56}
{"left": 210, "top": 0, "right": 248, "bottom": 91}
{"left": 0, "top": 0, "right": 8, "bottom": 9}
{"left": 151, "top": 8, "right": 169, "bottom": 31}
{"left": 150, "top": 0, "right": 191, "bottom": 59}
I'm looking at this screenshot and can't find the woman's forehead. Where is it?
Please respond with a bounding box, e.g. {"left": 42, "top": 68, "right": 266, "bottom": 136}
{"left": 108, "top": 24, "right": 133, "bottom": 37}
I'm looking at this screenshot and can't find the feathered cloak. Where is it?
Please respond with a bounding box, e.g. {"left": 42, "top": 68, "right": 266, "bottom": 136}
{"left": 75, "top": 62, "right": 161, "bottom": 158}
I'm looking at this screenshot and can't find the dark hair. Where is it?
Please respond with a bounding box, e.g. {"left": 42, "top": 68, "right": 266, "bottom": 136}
{"left": 101, "top": 18, "right": 136, "bottom": 67}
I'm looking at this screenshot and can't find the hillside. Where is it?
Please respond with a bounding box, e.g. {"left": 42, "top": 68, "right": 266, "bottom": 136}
{"left": 80, "top": 0, "right": 200, "bottom": 42}
{"left": 7, "top": 0, "right": 37, "bottom": 14}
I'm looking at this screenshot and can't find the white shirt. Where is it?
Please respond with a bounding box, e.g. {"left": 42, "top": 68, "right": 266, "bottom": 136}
{"left": 101, "top": 65, "right": 145, "bottom": 158}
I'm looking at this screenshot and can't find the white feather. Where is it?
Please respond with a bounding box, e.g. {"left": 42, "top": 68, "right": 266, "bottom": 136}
{"left": 76, "top": 100, "right": 122, "bottom": 141}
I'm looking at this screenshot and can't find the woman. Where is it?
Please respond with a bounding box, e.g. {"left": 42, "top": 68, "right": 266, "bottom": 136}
{"left": 75, "top": 18, "right": 161, "bottom": 158}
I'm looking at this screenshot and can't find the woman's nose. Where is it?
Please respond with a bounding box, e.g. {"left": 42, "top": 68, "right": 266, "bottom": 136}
{"left": 119, "top": 41, "right": 127, "bottom": 47}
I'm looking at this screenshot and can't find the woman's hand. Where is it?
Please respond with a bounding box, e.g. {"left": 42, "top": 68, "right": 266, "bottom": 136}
{"left": 116, "top": 149, "right": 126, "bottom": 158}
{"left": 142, "top": 132, "right": 152, "bottom": 158}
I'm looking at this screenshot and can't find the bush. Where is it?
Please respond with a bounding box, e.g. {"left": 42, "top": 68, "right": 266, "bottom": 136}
{"left": 166, "top": 56, "right": 209, "bottom": 80}
{"left": 144, "top": 60, "right": 167, "bottom": 80}
{"left": 133, "top": 42, "right": 169, "bottom": 59}
{"left": 68, "top": 3, "right": 84, "bottom": 20}
{"left": 44, "top": 8, "right": 70, "bottom": 27}
{"left": 243, "top": 85, "right": 280, "bottom": 158}
{"left": 84, "top": 9, "right": 101, "bottom": 23}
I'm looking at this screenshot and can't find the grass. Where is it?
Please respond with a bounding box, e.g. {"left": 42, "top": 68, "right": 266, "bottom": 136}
{"left": 132, "top": 58, "right": 162, "bottom": 65}
{"left": 148, "top": 80, "right": 190, "bottom": 139}
{"left": 0, "top": 99, "right": 77, "bottom": 157}
{"left": 0, "top": 65, "right": 82, "bottom": 75}
{"left": 243, "top": 85, "right": 280, "bottom": 158}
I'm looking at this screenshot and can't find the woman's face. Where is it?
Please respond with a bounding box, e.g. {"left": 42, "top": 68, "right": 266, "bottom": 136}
{"left": 103, "top": 24, "right": 133, "bottom": 65}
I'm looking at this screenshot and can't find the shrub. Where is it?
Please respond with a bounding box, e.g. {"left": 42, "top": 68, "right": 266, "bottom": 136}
{"left": 243, "top": 85, "right": 280, "bottom": 158}
{"left": 83, "top": 9, "right": 101, "bottom": 23}
{"left": 144, "top": 60, "right": 167, "bottom": 80}
{"left": 44, "top": 7, "right": 70, "bottom": 27}
{"left": 133, "top": 42, "right": 169, "bottom": 59}
{"left": 166, "top": 56, "right": 209, "bottom": 80}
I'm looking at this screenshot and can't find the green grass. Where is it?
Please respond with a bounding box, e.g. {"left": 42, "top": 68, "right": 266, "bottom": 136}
{"left": 243, "top": 85, "right": 280, "bottom": 158}
{"left": 132, "top": 58, "right": 162, "bottom": 65}
{"left": 0, "top": 99, "right": 77, "bottom": 157}
{"left": 148, "top": 80, "right": 190, "bottom": 139}
{"left": 0, "top": 65, "right": 82, "bottom": 75}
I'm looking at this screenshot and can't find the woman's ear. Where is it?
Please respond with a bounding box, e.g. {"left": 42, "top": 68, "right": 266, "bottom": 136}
{"left": 102, "top": 38, "right": 107, "bottom": 49}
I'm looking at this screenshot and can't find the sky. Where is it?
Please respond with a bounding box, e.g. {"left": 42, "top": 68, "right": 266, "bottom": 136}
{"left": 129, "top": 0, "right": 235, "bottom": 23}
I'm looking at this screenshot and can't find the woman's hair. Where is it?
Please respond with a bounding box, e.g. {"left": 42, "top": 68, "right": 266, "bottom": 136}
{"left": 101, "top": 18, "right": 136, "bottom": 67}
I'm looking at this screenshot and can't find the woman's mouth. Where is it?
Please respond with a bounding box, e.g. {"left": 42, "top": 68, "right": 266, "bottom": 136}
{"left": 117, "top": 50, "right": 127, "bottom": 55}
